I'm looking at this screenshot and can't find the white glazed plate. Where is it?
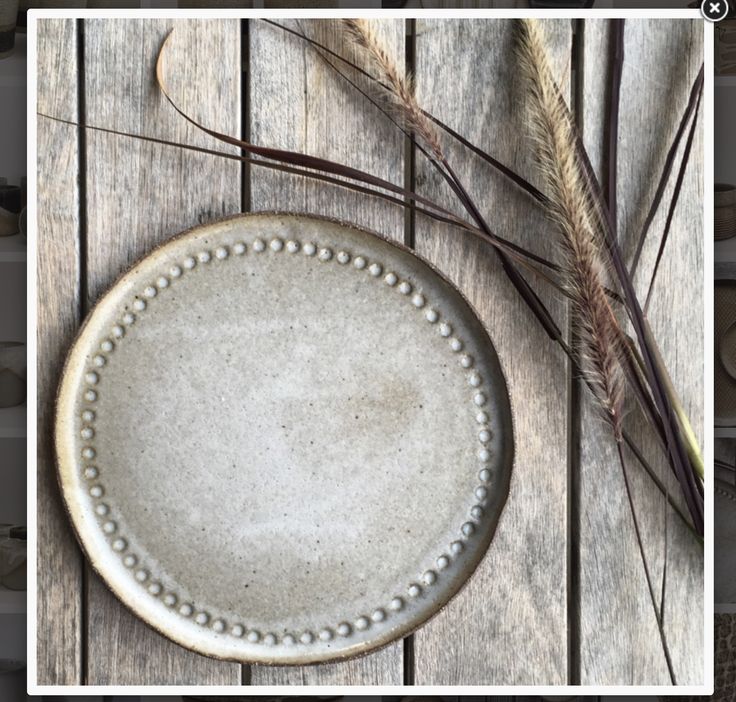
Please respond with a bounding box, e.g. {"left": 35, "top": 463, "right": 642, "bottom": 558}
{"left": 55, "top": 213, "right": 514, "bottom": 665}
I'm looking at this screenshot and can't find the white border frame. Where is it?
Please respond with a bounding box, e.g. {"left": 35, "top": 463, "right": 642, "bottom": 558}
{"left": 26, "top": 6, "right": 714, "bottom": 697}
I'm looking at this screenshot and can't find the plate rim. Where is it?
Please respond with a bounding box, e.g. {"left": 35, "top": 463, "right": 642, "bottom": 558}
{"left": 52, "top": 211, "right": 516, "bottom": 666}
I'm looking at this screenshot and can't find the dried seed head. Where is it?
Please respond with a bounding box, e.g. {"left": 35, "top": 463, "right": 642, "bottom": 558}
{"left": 517, "top": 18, "right": 625, "bottom": 439}
{"left": 340, "top": 19, "right": 444, "bottom": 161}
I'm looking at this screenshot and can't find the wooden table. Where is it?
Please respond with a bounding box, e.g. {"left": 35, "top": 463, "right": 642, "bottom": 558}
{"left": 37, "top": 16, "right": 704, "bottom": 687}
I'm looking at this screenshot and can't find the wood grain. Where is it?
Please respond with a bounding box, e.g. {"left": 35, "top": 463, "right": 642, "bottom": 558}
{"left": 36, "top": 17, "right": 84, "bottom": 686}
{"left": 34, "top": 17, "right": 706, "bottom": 686}
{"left": 411, "top": 18, "right": 572, "bottom": 685}
{"left": 81, "top": 18, "right": 242, "bottom": 684}
{"left": 246, "top": 17, "right": 405, "bottom": 685}
{"left": 578, "top": 18, "right": 704, "bottom": 685}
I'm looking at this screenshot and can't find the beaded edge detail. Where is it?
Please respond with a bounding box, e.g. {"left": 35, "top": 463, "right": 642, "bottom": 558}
{"left": 76, "top": 236, "right": 497, "bottom": 646}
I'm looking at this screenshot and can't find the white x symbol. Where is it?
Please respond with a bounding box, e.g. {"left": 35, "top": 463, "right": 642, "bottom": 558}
{"left": 711, "top": 1, "right": 722, "bottom": 12}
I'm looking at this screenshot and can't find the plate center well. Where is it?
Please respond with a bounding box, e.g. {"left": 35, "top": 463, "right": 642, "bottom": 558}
{"left": 91, "top": 239, "right": 478, "bottom": 627}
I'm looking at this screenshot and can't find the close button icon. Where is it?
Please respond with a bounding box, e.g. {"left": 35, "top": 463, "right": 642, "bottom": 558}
{"left": 702, "top": 0, "right": 730, "bottom": 21}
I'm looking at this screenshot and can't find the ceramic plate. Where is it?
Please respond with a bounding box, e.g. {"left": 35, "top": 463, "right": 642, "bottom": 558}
{"left": 55, "top": 213, "right": 514, "bottom": 664}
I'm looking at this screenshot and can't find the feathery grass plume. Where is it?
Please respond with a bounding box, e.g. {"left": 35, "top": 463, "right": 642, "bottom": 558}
{"left": 517, "top": 17, "right": 625, "bottom": 440}
{"left": 340, "top": 19, "right": 444, "bottom": 162}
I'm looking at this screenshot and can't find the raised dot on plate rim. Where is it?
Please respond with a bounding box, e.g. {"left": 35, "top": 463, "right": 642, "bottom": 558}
{"left": 384, "top": 272, "right": 398, "bottom": 286}
{"left": 198, "top": 251, "right": 211, "bottom": 263}
{"left": 264, "top": 633, "right": 277, "bottom": 645}
{"left": 233, "top": 242, "right": 246, "bottom": 255}
{"left": 479, "top": 468, "right": 492, "bottom": 482}
{"left": 195, "top": 612, "right": 209, "bottom": 625}
{"left": 369, "top": 263, "right": 382, "bottom": 276}
{"left": 451, "top": 540, "right": 464, "bottom": 554}
{"left": 100, "top": 339, "right": 114, "bottom": 352}
{"left": 425, "top": 308, "right": 439, "bottom": 323}
{"left": 439, "top": 323, "right": 452, "bottom": 337}
{"left": 112, "top": 538, "right": 127, "bottom": 552}
{"left": 390, "top": 597, "right": 404, "bottom": 611}
{"left": 437, "top": 555, "right": 450, "bottom": 570}
{"left": 231, "top": 624, "right": 244, "bottom": 637}
{"left": 423, "top": 570, "right": 437, "bottom": 585}
{"left": 354, "top": 256, "right": 366, "bottom": 269}
{"left": 300, "top": 631, "right": 314, "bottom": 644}
{"left": 319, "top": 628, "right": 333, "bottom": 641}
{"left": 408, "top": 583, "right": 422, "bottom": 598}
{"left": 355, "top": 616, "right": 370, "bottom": 630}
{"left": 144, "top": 286, "right": 157, "bottom": 298}
{"left": 303, "top": 242, "right": 316, "bottom": 256}
{"left": 286, "top": 240, "right": 299, "bottom": 253}
{"left": 170, "top": 265, "right": 182, "bottom": 277}
{"left": 412, "top": 293, "right": 425, "bottom": 308}
{"left": 371, "top": 608, "right": 386, "bottom": 622}
{"left": 247, "top": 630, "right": 261, "bottom": 643}
{"left": 462, "top": 522, "right": 475, "bottom": 536}
{"left": 270, "top": 238, "right": 283, "bottom": 252}
{"left": 337, "top": 622, "right": 351, "bottom": 636}
{"left": 253, "top": 238, "right": 265, "bottom": 252}
{"left": 212, "top": 619, "right": 225, "bottom": 632}
{"left": 337, "top": 251, "right": 350, "bottom": 264}
{"left": 215, "top": 247, "right": 229, "bottom": 259}
{"left": 398, "top": 281, "right": 412, "bottom": 294}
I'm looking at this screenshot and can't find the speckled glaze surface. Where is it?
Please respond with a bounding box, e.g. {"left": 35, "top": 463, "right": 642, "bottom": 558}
{"left": 55, "top": 213, "right": 514, "bottom": 665}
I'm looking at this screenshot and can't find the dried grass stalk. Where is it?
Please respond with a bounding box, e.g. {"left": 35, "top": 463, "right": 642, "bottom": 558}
{"left": 340, "top": 19, "right": 444, "bottom": 161}
{"left": 517, "top": 18, "right": 626, "bottom": 440}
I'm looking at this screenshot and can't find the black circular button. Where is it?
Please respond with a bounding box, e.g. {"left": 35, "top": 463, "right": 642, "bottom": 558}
{"left": 702, "top": 0, "right": 731, "bottom": 22}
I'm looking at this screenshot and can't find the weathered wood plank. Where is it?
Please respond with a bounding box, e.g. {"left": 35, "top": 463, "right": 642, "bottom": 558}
{"left": 412, "top": 18, "right": 572, "bottom": 684}
{"left": 578, "top": 18, "right": 704, "bottom": 685}
{"left": 82, "top": 18, "right": 242, "bottom": 684}
{"left": 247, "top": 18, "right": 404, "bottom": 685}
{"left": 36, "top": 17, "right": 84, "bottom": 686}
